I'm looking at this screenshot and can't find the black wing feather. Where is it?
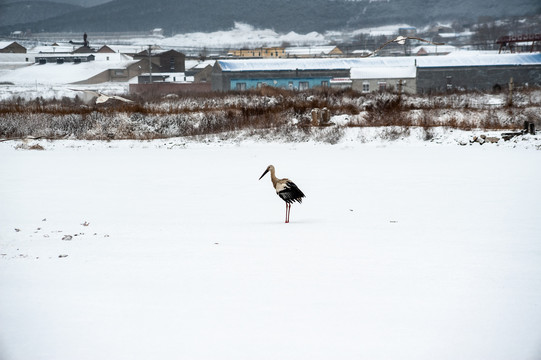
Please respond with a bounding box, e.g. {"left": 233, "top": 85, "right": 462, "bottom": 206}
{"left": 278, "top": 181, "right": 305, "bottom": 204}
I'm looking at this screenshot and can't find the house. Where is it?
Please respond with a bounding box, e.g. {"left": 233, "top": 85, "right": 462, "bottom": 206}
{"left": 211, "top": 58, "right": 359, "bottom": 91}
{"left": 415, "top": 52, "right": 541, "bottom": 93}
{"left": 184, "top": 60, "right": 215, "bottom": 83}
{"left": 412, "top": 45, "right": 457, "bottom": 56}
{"left": 73, "top": 59, "right": 148, "bottom": 84}
{"left": 72, "top": 46, "right": 95, "bottom": 54}
{"left": 9, "top": 31, "right": 25, "bottom": 38}
{"left": 0, "top": 54, "right": 147, "bottom": 85}
{"left": 285, "top": 46, "right": 343, "bottom": 58}
{"left": 228, "top": 47, "right": 286, "bottom": 58}
{"left": 129, "top": 69, "right": 213, "bottom": 95}
{"left": 0, "top": 41, "right": 27, "bottom": 53}
{"left": 35, "top": 54, "right": 95, "bottom": 64}
{"left": 133, "top": 49, "right": 185, "bottom": 72}
{"left": 211, "top": 53, "right": 541, "bottom": 94}
{"left": 97, "top": 45, "right": 116, "bottom": 54}
{"left": 351, "top": 66, "right": 417, "bottom": 94}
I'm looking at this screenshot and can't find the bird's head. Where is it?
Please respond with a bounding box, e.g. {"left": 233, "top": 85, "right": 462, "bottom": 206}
{"left": 258, "top": 165, "right": 274, "bottom": 180}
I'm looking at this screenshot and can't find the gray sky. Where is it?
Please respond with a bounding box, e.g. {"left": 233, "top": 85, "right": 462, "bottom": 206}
{"left": 6, "top": 0, "right": 111, "bottom": 7}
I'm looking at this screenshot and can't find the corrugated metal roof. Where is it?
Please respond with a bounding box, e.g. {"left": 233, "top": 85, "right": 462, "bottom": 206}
{"left": 217, "top": 58, "right": 362, "bottom": 72}
{"left": 216, "top": 53, "right": 541, "bottom": 72}
{"left": 416, "top": 53, "right": 541, "bottom": 67}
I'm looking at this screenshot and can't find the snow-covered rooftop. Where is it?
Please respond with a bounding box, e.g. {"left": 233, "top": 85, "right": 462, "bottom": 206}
{"left": 185, "top": 59, "right": 215, "bottom": 70}
{"left": 216, "top": 53, "right": 541, "bottom": 72}
{"left": 30, "top": 44, "right": 79, "bottom": 53}
{"left": 416, "top": 52, "right": 541, "bottom": 67}
{"left": 216, "top": 58, "right": 364, "bottom": 72}
{"left": 0, "top": 41, "right": 20, "bottom": 49}
{"left": 0, "top": 55, "right": 138, "bottom": 85}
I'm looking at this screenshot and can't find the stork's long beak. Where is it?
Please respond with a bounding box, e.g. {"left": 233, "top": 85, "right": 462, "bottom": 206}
{"left": 258, "top": 168, "right": 269, "bottom": 180}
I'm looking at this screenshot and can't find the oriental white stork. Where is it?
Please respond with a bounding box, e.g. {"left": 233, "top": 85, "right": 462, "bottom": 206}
{"left": 259, "top": 165, "right": 305, "bottom": 223}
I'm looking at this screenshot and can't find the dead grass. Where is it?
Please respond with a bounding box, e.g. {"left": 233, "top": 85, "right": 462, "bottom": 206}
{"left": 1, "top": 87, "right": 537, "bottom": 141}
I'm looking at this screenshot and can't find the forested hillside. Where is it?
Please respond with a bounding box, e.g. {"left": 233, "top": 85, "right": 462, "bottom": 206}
{"left": 1, "top": 0, "right": 540, "bottom": 35}
{"left": 0, "top": 1, "right": 82, "bottom": 27}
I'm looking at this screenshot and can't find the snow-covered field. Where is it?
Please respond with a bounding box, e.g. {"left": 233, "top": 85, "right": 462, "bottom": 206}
{"left": 1, "top": 136, "right": 540, "bottom": 360}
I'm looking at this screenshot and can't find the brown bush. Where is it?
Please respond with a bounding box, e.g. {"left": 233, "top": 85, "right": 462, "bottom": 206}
{"left": 0, "top": 87, "right": 537, "bottom": 140}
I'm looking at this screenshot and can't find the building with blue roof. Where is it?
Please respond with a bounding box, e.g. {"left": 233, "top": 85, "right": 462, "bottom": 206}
{"left": 211, "top": 53, "right": 541, "bottom": 93}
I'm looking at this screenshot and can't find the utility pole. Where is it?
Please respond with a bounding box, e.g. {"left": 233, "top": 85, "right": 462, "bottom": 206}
{"left": 507, "top": 77, "right": 513, "bottom": 107}
{"left": 148, "top": 45, "right": 152, "bottom": 84}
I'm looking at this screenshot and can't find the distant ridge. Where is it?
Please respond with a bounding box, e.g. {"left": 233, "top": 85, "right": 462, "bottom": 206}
{"left": 1, "top": 0, "right": 540, "bottom": 35}
{"left": 0, "top": 1, "right": 82, "bottom": 27}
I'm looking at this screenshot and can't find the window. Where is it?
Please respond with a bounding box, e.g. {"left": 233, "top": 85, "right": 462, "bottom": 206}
{"left": 378, "top": 82, "right": 387, "bottom": 92}
{"left": 170, "top": 57, "right": 175, "bottom": 70}
{"left": 321, "top": 81, "right": 329, "bottom": 87}
{"left": 288, "top": 81, "right": 294, "bottom": 89}
{"left": 299, "top": 81, "right": 309, "bottom": 90}
{"left": 362, "top": 82, "right": 370, "bottom": 93}
{"left": 236, "top": 82, "right": 247, "bottom": 90}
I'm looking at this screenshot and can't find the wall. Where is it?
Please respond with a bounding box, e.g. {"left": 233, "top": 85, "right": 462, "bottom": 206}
{"left": 352, "top": 78, "right": 417, "bottom": 94}
{"left": 129, "top": 83, "right": 212, "bottom": 96}
{"left": 194, "top": 65, "right": 213, "bottom": 83}
{"left": 212, "top": 68, "right": 350, "bottom": 91}
{"left": 416, "top": 65, "right": 541, "bottom": 93}
{"left": 157, "top": 50, "right": 185, "bottom": 72}
{"left": 230, "top": 77, "right": 333, "bottom": 91}
{"left": 71, "top": 59, "right": 148, "bottom": 84}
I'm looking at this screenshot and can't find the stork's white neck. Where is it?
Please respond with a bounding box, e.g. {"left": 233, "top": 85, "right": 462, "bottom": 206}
{"left": 269, "top": 166, "right": 278, "bottom": 187}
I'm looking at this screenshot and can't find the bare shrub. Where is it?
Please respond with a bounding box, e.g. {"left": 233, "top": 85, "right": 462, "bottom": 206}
{"left": 313, "top": 126, "right": 345, "bottom": 144}
{"left": 421, "top": 126, "right": 436, "bottom": 141}
{"left": 523, "top": 108, "right": 541, "bottom": 128}
{"left": 1, "top": 88, "right": 539, "bottom": 141}
{"left": 380, "top": 126, "right": 410, "bottom": 141}
{"left": 15, "top": 142, "right": 44, "bottom": 150}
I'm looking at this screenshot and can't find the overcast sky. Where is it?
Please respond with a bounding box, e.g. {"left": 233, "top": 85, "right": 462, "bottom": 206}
{"left": 7, "top": 0, "right": 111, "bottom": 7}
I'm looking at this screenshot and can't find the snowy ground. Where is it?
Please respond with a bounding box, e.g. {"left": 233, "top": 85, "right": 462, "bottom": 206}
{"left": 1, "top": 136, "right": 540, "bottom": 360}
